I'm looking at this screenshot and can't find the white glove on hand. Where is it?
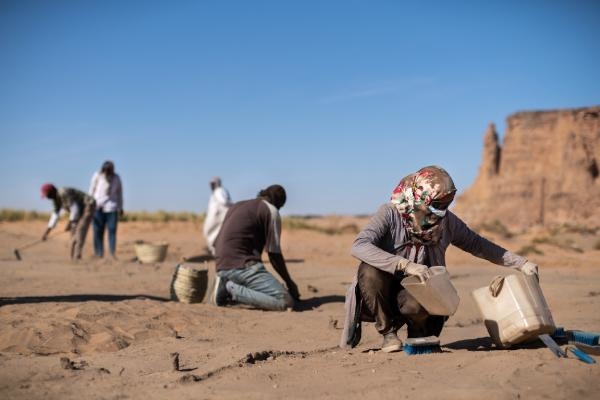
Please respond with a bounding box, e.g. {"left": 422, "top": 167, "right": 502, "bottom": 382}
{"left": 398, "top": 261, "right": 431, "bottom": 283}
{"left": 519, "top": 261, "right": 539, "bottom": 277}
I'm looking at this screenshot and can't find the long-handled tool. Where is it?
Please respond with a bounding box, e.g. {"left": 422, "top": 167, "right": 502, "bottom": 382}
{"left": 539, "top": 334, "right": 567, "bottom": 358}
{"left": 567, "top": 346, "right": 597, "bottom": 364}
{"left": 13, "top": 230, "right": 68, "bottom": 260}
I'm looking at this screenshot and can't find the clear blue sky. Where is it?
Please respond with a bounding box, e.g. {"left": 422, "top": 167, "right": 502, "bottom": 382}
{"left": 1, "top": 0, "right": 599, "bottom": 215}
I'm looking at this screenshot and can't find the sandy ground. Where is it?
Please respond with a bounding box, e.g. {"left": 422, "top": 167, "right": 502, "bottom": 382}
{"left": 1, "top": 218, "right": 599, "bottom": 399}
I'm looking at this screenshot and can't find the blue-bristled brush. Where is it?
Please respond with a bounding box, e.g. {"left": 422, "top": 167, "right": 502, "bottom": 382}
{"left": 568, "top": 330, "right": 600, "bottom": 346}
{"left": 403, "top": 336, "right": 442, "bottom": 355}
{"left": 551, "top": 326, "right": 567, "bottom": 344}
{"left": 550, "top": 326, "right": 569, "bottom": 345}
{"left": 552, "top": 326, "right": 566, "bottom": 339}
{"left": 567, "top": 330, "right": 600, "bottom": 356}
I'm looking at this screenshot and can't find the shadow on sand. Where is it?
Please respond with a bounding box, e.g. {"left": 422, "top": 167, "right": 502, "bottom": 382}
{"left": 181, "top": 254, "right": 215, "bottom": 263}
{"left": 444, "top": 336, "right": 549, "bottom": 352}
{"left": 0, "top": 294, "right": 171, "bottom": 307}
{"left": 294, "top": 295, "right": 345, "bottom": 312}
{"left": 443, "top": 337, "right": 495, "bottom": 351}
{"left": 1, "top": 293, "right": 343, "bottom": 311}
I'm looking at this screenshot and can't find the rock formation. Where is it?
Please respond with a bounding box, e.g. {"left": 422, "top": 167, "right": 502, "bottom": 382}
{"left": 453, "top": 106, "right": 600, "bottom": 231}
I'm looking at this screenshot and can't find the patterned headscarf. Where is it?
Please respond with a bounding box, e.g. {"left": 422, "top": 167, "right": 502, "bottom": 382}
{"left": 391, "top": 165, "right": 456, "bottom": 244}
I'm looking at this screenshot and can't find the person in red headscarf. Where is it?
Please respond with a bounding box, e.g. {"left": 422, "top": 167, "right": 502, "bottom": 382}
{"left": 41, "top": 183, "right": 96, "bottom": 260}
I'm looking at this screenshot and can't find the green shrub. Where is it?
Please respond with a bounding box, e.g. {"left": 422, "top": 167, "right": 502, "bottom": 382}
{"left": 517, "top": 245, "right": 544, "bottom": 256}
{"left": 480, "top": 219, "right": 513, "bottom": 239}
{"left": 121, "top": 211, "right": 202, "bottom": 223}
{"left": 558, "top": 224, "right": 598, "bottom": 235}
{"left": 0, "top": 209, "right": 206, "bottom": 223}
{"left": 0, "top": 209, "right": 49, "bottom": 222}
{"left": 532, "top": 236, "right": 583, "bottom": 253}
{"left": 282, "top": 217, "right": 359, "bottom": 235}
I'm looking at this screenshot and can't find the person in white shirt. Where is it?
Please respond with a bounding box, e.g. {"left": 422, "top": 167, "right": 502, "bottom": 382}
{"left": 89, "top": 161, "right": 124, "bottom": 259}
{"left": 203, "top": 177, "right": 232, "bottom": 256}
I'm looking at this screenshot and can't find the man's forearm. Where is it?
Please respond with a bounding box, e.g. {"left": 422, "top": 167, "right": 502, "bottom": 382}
{"left": 269, "top": 252, "right": 300, "bottom": 301}
{"left": 268, "top": 252, "right": 293, "bottom": 284}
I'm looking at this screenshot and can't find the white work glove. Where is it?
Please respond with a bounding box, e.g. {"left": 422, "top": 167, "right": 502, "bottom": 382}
{"left": 518, "top": 261, "right": 539, "bottom": 278}
{"left": 397, "top": 261, "right": 431, "bottom": 283}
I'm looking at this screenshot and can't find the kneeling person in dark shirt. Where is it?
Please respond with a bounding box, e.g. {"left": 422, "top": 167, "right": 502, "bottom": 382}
{"left": 210, "top": 184, "right": 300, "bottom": 311}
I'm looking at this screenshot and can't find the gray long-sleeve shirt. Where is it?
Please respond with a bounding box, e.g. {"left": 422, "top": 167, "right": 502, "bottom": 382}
{"left": 351, "top": 203, "right": 527, "bottom": 272}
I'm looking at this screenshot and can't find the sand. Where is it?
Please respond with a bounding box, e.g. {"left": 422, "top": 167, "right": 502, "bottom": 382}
{"left": 1, "top": 218, "right": 599, "bottom": 399}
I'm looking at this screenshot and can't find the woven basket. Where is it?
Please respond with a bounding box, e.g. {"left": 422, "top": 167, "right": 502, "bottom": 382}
{"left": 170, "top": 263, "right": 209, "bottom": 303}
{"left": 134, "top": 241, "right": 169, "bottom": 263}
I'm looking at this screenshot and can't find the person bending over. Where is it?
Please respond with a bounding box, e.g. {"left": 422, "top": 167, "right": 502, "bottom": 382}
{"left": 41, "top": 183, "right": 96, "bottom": 260}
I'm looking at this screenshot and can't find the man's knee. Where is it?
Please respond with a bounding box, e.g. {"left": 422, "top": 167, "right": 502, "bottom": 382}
{"left": 271, "top": 292, "right": 293, "bottom": 311}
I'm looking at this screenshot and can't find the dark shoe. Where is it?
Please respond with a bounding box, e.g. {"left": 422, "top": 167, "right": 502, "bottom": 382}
{"left": 381, "top": 332, "right": 402, "bottom": 353}
{"left": 208, "top": 274, "right": 230, "bottom": 306}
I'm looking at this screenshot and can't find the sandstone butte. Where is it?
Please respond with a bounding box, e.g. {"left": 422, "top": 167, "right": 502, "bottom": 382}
{"left": 453, "top": 105, "right": 600, "bottom": 231}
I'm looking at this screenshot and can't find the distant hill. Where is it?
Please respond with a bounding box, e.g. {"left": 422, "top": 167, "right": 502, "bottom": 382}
{"left": 454, "top": 106, "right": 600, "bottom": 231}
